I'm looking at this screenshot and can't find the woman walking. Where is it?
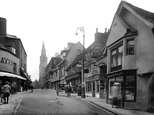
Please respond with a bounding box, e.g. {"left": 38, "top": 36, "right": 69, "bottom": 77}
{"left": 2, "top": 81, "right": 11, "bottom": 104}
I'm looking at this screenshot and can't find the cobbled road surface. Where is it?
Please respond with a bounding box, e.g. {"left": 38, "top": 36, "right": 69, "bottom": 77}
{"left": 14, "top": 89, "right": 113, "bottom": 115}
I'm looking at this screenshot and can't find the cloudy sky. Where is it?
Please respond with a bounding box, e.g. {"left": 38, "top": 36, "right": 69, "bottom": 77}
{"left": 0, "top": 0, "right": 153, "bottom": 81}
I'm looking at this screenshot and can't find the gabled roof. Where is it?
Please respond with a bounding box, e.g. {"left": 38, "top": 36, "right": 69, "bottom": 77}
{"left": 49, "top": 57, "right": 62, "bottom": 70}
{"left": 117, "top": 1, "right": 154, "bottom": 27}
{"left": 65, "top": 42, "right": 82, "bottom": 59}
{"left": 125, "top": 1, "right": 154, "bottom": 23}
{"left": 106, "top": 1, "right": 151, "bottom": 47}
{"left": 65, "top": 50, "right": 86, "bottom": 71}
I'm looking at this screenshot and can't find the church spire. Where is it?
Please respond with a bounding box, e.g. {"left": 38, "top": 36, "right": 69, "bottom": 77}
{"left": 39, "top": 41, "right": 48, "bottom": 87}
{"left": 41, "top": 41, "right": 46, "bottom": 56}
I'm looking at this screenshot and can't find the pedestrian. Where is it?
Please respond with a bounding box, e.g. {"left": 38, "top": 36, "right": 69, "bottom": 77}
{"left": 2, "top": 81, "right": 11, "bottom": 104}
{"left": 30, "top": 83, "right": 34, "bottom": 92}
{"left": 56, "top": 85, "right": 59, "bottom": 96}
{"left": 65, "top": 84, "right": 68, "bottom": 94}
{"left": 111, "top": 82, "right": 120, "bottom": 108}
{"left": 67, "top": 84, "right": 72, "bottom": 97}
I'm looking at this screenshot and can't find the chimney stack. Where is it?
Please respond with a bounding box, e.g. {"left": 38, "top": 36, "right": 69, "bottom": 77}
{"left": 96, "top": 28, "right": 98, "bottom": 33}
{"left": 105, "top": 28, "right": 107, "bottom": 33}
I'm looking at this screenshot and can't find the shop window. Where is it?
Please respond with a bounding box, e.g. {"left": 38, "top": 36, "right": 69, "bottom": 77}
{"left": 87, "top": 82, "right": 91, "bottom": 92}
{"left": 108, "top": 76, "right": 123, "bottom": 99}
{"left": 125, "top": 75, "right": 135, "bottom": 101}
{"left": 100, "top": 80, "right": 106, "bottom": 93}
{"left": 126, "top": 39, "right": 134, "bottom": 55}
{"left": 109, "top": 78, "right": 115, "bottom": 98}
{"left": 115, "top": 76, "right": 123, "bottom": 99}
{"left": 111, "top": 45, "right": 123, "bottom": 72}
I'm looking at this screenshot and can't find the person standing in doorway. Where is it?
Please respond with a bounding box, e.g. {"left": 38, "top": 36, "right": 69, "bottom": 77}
{"left": 2, "top": 81, "right": 11, "bottom": 104}
{"left": 111, "top": 82, "right": 120, "bottom": 108}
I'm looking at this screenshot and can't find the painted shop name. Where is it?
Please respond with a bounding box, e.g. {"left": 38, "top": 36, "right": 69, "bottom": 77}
{"left": 0, "top": 57, "right": 14, "bottom": 66}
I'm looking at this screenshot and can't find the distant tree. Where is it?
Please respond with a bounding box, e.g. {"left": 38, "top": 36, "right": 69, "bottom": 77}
{"left": 147, "top": 73, "right": 154, "bottom": 112}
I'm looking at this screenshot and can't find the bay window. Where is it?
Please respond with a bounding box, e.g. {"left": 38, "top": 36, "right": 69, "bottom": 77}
{"left": 126, "top": 39, "right": 134, "bottom": 55}
{"left": 111, "top": 45, "right": 123, "bottom": 71}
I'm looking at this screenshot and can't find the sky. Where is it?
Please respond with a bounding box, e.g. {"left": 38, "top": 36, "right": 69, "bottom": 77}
{"left": 0, "top": 0, "right": 154, "bottom": 81}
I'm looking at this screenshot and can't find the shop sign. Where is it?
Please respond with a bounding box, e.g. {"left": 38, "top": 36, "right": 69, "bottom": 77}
{"left": 0, "top": 49, "right": 19, "bottom": 73}
{"left": 92, "top": 67, "right": 100, "bottom": 75}
{"left": 0, "top": 57, "right": 14, "bottom": 66}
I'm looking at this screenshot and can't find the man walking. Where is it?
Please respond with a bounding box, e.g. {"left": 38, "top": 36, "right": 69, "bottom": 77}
{"left": 2, "top": 81, "right": 11, "bottom": 104}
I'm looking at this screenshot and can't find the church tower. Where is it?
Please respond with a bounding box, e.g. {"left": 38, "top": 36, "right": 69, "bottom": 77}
{"left": 39, "top": 42, "right": 47, "bottom": 87}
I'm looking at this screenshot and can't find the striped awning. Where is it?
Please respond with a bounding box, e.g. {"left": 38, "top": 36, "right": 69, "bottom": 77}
{"left": 0, "top": 71, "right": 26, "bottom": 80}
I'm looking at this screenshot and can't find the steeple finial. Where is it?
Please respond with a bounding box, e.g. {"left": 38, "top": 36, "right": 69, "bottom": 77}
{"left": 41, "top": 41, "right": 46, "bottom": 56}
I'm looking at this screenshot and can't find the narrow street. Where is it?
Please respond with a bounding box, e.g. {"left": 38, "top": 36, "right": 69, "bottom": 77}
{"left": 14, "top": 89, "right": 114, "bottom": 115}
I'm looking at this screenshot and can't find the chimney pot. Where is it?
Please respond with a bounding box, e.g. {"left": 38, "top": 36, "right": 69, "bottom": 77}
{"left": 105, "top": 28, "right": 107, "bottom": 33}
{"left": 96, "top": 28, "right": 98, "bottom": 33}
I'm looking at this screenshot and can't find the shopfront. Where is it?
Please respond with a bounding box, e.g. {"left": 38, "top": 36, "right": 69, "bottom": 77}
{"left": 0, "top": 48, "right": 26, "bottom": 91}
{"left": 85, "top": 64, "right": 107, "bottom": 98}
{"left": 107, "top": 69, "right": 137, "bottom": 107}
{"left": 65, "top": 72, "right": 81, "bottom": 93}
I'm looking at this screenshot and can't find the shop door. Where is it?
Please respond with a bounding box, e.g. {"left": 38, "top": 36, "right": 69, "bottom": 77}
{"left": 92, "top": 81, "right": 95, "bottom": 97}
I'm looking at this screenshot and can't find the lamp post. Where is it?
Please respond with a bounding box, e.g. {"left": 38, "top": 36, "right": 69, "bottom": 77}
{"left": 75, "top": 27, "right": 85, "bottom": 98}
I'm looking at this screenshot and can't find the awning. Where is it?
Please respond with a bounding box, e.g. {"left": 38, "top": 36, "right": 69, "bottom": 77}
{"left": 20, "top": 68, "right": 31, "bottom": 81}
{"left": 0, "top": 71, "right": 26, "bottom": 80}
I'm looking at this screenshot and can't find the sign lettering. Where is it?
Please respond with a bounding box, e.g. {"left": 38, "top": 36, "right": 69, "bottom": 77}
{"left": 0, "top": 57, "right": 14, "bottom": 66}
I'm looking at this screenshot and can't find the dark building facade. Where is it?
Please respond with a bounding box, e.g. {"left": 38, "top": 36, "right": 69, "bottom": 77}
{"left": 0, "top": 17, "right": 30, "bottom": 92}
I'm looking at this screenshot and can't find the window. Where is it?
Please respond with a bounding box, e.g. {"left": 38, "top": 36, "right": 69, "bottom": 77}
{"left": 108, "top": 73, "right": 136, "bottom": 101}
{"left": 77, "top": 49, "right": 81, "bottom": 55}
{"left": 108, "top": 76, "right": 123, "bottom": 99}
{"left": 13, "top": 63, "right": 16, "bottom": 73}
{"left": 125, "top": 75, "right": 135, "bottom": 101}
{"left": 86, "top": 82, "right": 91, "bottom": 92}
{"left": 62, "top": 68, "right": 64, "bottom": 76}
{"left": 111, "top": 45, "right": 123, "bottom": 71}
{"left": 71, "top": 66, "right": 75, "bottom": 72}
{"left": 126, "top": 39, "right": 134, "bottom": 55}
{"left": 109, "top": 78, "right": 115, "bottom": 98}
{"left": 100, "top": 80, "right": 106, "bottom": 93}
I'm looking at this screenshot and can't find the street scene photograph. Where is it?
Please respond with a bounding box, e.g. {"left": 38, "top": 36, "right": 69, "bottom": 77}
{"left": 0, "top": 0, "right": 154, "bottom": 115}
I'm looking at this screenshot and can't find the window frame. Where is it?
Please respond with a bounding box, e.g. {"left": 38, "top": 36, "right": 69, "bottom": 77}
{"left": 126, "top": 38, "right": 135, "bottom": 55}
{"left": 13, "top": 62, "right": 16, "bottom": 74}
{"left": 111, "top": 44, "right": 123, "bottom": 72}
{"left": 108, "top": 70, "right": 136, "bottom": 102}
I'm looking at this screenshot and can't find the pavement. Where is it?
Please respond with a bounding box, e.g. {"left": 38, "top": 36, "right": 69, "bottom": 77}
{"left": 0, "top": 90, "right": 153, "bottom": 115}
{"left": 71, "top": 93, "right": 154, "bottom": 115}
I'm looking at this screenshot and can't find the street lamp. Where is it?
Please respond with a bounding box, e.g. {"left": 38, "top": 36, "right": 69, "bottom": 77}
{"left": 75, "top": 27, "right": 85, "bottom": 98}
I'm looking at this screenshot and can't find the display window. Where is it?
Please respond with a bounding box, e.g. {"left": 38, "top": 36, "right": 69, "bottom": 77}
{"left": 108, "top": 72, "right": 136, "bottom": 102}
{"left": 96, "top": 80, "right": 99, "bottom": 93}
{"left": 86, "top": 82, "right": 91, "bottom": 92}
{"left": 109, "top": 78, "right": 115, "bottom": 98}
{"left": 125, "top": 75, "right": 135, "bottom": 101}
{"left": 100, "top": 80, "right": 107, "bottom": 93}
